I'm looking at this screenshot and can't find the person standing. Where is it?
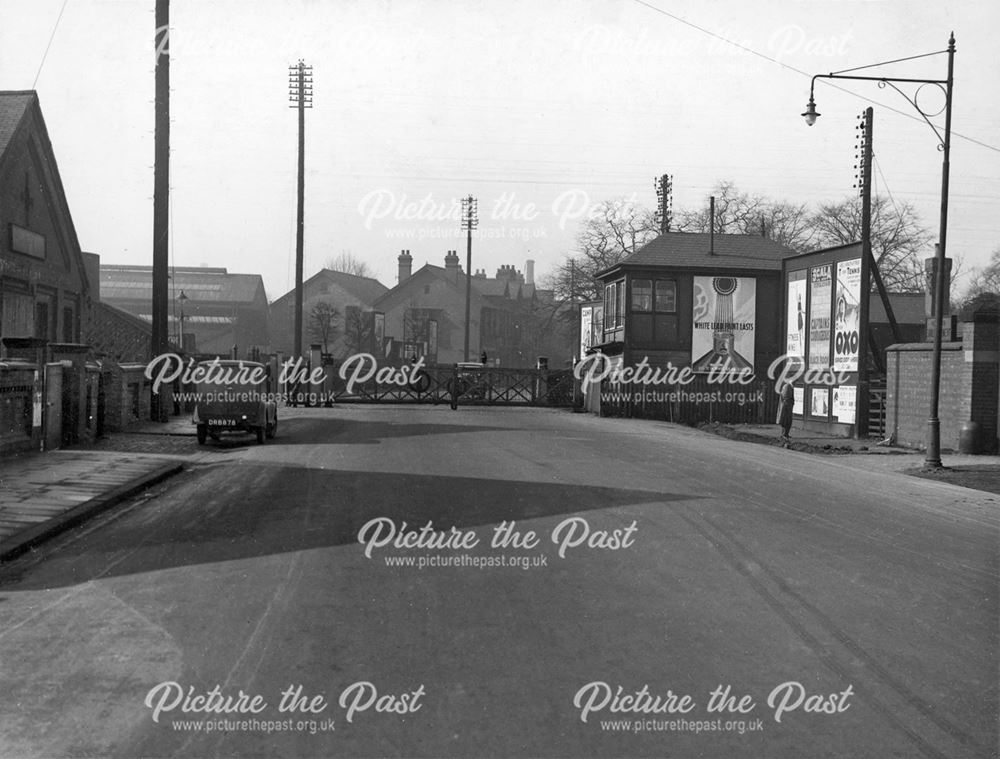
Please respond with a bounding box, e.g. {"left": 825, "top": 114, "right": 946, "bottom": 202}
{"left": 776, "top": 379, "right": 794, "bottom": 446}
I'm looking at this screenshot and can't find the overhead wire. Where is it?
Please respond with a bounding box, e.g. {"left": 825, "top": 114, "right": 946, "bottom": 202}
{"left": 630, "top": 0, "right": 1000, "bottom": 154}
{"left": 31, "top": 0, "right": 69, "bottom": 89}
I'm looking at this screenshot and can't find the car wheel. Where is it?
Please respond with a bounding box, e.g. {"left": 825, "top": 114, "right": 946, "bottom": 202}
{"left": 197, "top": 425, "right": 207, "bottom": 445}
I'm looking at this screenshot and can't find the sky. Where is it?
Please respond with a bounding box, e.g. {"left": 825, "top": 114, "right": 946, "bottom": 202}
{"left": 1, "top": 0, "right": 998, "bottom": 303}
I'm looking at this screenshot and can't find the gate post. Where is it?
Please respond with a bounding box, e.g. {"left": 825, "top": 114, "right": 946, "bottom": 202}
{"left": 536, "top": 356, "right": 549, "bottom": 405}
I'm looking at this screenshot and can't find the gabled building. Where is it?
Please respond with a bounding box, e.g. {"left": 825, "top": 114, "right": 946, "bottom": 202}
{"left": 100, "top": 264, "right": 270, "bottom": 357}
{"left": 270, "top": 269, "right": 389, "bottom": 356}
{"left": 372, "top": 250, "right": 555, "bottom": 367}
{"left": 0, "top": 91, "right": 92, "bottom": 350}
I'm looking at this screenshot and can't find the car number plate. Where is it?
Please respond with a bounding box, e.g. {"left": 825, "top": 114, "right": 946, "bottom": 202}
{"left": 209, "top": 419, "right": 237, "bottom": 426}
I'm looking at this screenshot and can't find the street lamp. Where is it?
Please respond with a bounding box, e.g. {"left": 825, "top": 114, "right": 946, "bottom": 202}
{"left": 802, "top": 33, "right": 955, "bottom": 468}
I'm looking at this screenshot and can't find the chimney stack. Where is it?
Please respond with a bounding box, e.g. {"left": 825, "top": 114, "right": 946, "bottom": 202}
{"left": 525, "top": 259, "right": 535, "bottom": 285}
{"left": 397, "top": 249, "right": 413, "bottom": 283}
{"left": 444, "top": 250, "right": 461, "bottom": 272}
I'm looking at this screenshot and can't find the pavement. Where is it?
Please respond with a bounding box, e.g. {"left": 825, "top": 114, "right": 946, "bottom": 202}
{"left": 0, "top": 415, "right": 193, "bottom": 562}
{"left": 2, "top": 409, "right": 999, "bottom": 564}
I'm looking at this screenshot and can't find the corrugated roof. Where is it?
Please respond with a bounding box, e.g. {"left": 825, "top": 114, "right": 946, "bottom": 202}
{"left": 0, "top": 91, "right": 35, "bottom": 161}
{"left": 101, "top": 265, "right": 265, "bottom": 305}
{"left": 601, "top": 232, "right": 797, "bottom": 276}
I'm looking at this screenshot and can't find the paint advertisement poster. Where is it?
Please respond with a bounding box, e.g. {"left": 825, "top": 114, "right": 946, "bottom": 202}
{"left": 834, "top": 385, "right": 857, "bottom": 424}
{"left": 786, "top": 270, "right": 807, "bottom": 359}
{"left": 834, "top": 259, "right": 862, "bottom": 372}
{"left": 808, "top": 265, "right": 832, "bottom": 371}
{"left": 793, "top": 386, "right": 804, "bottom": 416}
{"left": 691, "top": 276, "right": 756, "bottom": 372}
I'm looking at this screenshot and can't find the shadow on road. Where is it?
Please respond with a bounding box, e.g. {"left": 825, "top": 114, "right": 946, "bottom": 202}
{"left": 0, "top": 460, "right": 698, "bottom": 589}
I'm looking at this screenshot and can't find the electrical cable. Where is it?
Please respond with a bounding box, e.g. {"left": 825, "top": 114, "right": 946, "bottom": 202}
{"left": 31, "top": 0, "right": 69, "bottom": 89}
{"left": 630, "top": 0, "right": 1000, "bottom": 154}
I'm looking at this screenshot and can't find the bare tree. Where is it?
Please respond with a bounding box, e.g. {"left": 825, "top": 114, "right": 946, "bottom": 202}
{"left": 810, "top": 196, "right": 932, "bottom": 292}
{"left": 343, "top": 305, "right": 373, "bottom": 356}
{"left": 325, "top": 250, "right": 374, "bottom": 278}
{"left": 543, "top": 198, "right": 658, "bottom": 303}
{"left": 674, "top": 180, "right": 817, "bottom": 252}
{"left": 964, "top": 247, "right": 1000, "bottom": 295}
{"left": 307, "top": 300, "right": 339, "bottom": 353}
{"left": 958, "top": 246, "right": 1000, "bottom": 313}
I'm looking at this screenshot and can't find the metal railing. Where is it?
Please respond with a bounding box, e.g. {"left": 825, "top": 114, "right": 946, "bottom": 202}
{"left": 285, "top": 365, "right": 576, "bottom": 407}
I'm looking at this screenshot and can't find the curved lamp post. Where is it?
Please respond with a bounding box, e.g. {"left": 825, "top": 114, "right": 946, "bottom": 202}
{"left": 803, "top": 33, "right": 955, "bottom": 468}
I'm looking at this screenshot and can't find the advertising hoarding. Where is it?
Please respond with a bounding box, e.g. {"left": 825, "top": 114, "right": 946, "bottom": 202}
{"left": 834, "top": 259, "right": 861, "bottom": 373}
{"left": 691, "top": 276, "right": 756, "bottom": 372}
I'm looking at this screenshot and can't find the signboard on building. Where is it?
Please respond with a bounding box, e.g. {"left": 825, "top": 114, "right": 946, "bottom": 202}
{"left": 834, "top": 259, "right": 862, "bottom": 372}
{"left": 808, "top": 265, "right": 832, "bottom": 370}
{"left": 786, "top": 269, "right": 807, "bottom": 359}
{"left": 10, "top": 224, "right": 46, "bottom": 260}
{"left": 691, "top": 276, "right": 756, "bottom": 372}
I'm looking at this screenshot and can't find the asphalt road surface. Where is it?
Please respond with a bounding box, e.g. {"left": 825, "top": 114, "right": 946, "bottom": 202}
{"left": 0, "top": 405, "right": 996, "bottom": 758}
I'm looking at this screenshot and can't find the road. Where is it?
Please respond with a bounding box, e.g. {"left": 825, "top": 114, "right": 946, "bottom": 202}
{"left": 0, "top": 405, "right": 996, "bottom": 758}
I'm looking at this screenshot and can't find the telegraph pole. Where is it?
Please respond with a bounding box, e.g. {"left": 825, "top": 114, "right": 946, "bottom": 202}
{"left": 151, "top": 0, "right": 170, "bottom": 420}
{"left": 288, "top": 59, "right": 313, "bottom": 358}
{"left": 856, "top": 108, "right": 873, "bottom": 439}
{"left": 461, "top": 195, "right": 478, "bottom": 361}
{"left": 654, "top": 174, "right": 673, "bottom": 235}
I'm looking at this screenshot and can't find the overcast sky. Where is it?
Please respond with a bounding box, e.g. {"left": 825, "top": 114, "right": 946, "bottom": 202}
{"left": 2, "top": 0, "right": 997, "bottom": 302}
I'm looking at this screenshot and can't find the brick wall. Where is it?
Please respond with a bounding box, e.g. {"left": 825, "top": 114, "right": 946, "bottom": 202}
{"left": 886, "top": 314, "right": 999, "bottom": 451}
{"left": 100, "top": 363, "right": 152, "bottom": 432}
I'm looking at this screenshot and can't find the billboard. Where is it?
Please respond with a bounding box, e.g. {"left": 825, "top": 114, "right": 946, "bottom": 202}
{"left": 834, "top": 259, "right": 861, "bottom": 372}
{"left": 691, "top": 276, "right": 756, "bottom": 372}
{"left": 786, "top": 270, "right": 807, "bottom": 359}
{"left": 808, "top": 265, "right": 832, "bottom": 371}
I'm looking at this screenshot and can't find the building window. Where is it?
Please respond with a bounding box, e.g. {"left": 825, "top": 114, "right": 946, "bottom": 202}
{"left": 655, "top": 280, "right": 677, "bottom": 313}
{"left": 63, "top": 307, "right": 75, "bottom": 342}
{"left": 632, "top": 280, "right": 652, "bottom": 312}
{"left": 35, "top": 302, "right": 49, "bottom": 341}
{"left": 604, "top": 280, "right": 624, "bottom": 330}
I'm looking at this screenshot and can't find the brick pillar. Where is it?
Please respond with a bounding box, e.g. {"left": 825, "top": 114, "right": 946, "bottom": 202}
{"left": 965, "top": 310, "right": 1000, "bottom": 452}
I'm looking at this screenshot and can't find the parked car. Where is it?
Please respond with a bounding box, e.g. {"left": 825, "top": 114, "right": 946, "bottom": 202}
{"left": 192, "top": 359, "right": 278, "bottom": 444}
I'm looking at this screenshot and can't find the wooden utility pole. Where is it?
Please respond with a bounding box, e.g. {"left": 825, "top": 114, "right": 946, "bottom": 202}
{"left": 151, "top": 0, "right": 170, "bottom": 420}
{"left": 288, "top": 60, "right": 313, "bottom": 358}
{"left": 856, "top": 107, "right": 873, "bottom": 439}
{"left": 460, "top": 195, "right": 478, "bottom": 362}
